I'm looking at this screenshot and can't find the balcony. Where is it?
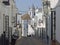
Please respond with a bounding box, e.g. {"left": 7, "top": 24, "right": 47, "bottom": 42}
{"left": 2, "top": 0, "right": 10, "bottom": 5}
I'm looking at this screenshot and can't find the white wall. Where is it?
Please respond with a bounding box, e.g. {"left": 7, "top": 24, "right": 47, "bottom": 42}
{"left": 35, "top": 11, "right": 43, "bottom": 28}
{"left": 56, "top": 6, "right": 60, "bottom": 43}
{"left": 0, "top": 0, "right": 4, "bottom": 36}
{"left": 17, "top": 14, "right": 22, "bottom": 24}
{"left": 0, "top": 0, "right": 18, "bottom": 36}
{"left": 22, "top": 20, "right": 28, "bottom": 37}
{"left": 47, "top": 15, "right": 51, "bottom": 39}
{"left": 28, "top": 24, "right": 35, "bottom": 35}
{"left": 49, "top": 0, "right": 60, "bottom": 43}
{"left": 50, "top": 0, "right": 59, "bottom": 8}
{"left": 22, "top": 20, "right": 24, "bottom": 36}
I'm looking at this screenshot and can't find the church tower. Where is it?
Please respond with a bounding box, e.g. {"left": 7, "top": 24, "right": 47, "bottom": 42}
{"left": 29, "top": 4, "right": 35, "bottom": 18}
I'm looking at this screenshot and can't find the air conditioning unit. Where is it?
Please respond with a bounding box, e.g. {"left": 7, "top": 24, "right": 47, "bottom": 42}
{"left": 2, "top": 0, "right": 10, "bottom": 5}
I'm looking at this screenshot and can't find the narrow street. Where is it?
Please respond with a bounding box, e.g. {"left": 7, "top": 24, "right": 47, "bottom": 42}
{"left": 15, "top": 37, "right": 47, "bottom": 45}
{"left": 0, "top": 0, "right": 60, "bottom": 45}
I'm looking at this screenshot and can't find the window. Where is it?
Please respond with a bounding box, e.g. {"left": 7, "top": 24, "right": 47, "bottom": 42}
{"left": 51, "top": 10, "right": 56, "bottom": 40}
{"left": 5, "top": 15, "right": 9, "bottom": 38}
{"left": 30, "top": 12, "right": 31, "bottom": 15}
{"left": 34, "top": 12, "right": 35, "bottom": 16}
{"left": 2, "top": 0, "right": 10, "bottom": 5}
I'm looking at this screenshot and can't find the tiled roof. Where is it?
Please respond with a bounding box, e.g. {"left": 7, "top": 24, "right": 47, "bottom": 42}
{"left": 21, "top": 13, "right": 31, "bottom": 20}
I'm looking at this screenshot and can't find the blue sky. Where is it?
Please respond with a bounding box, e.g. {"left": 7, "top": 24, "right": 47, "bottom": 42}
{"left": 15, "top": 0, "right": 42, "bottom": 13}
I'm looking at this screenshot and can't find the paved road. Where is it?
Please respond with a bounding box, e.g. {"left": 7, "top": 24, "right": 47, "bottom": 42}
{"left": 15, "top": 37, "right": 48, "bottom": 45}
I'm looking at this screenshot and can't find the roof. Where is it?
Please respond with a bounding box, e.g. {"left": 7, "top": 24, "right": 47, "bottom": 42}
{"left": 21, "top": 13, "right": 31, "bottom": 20}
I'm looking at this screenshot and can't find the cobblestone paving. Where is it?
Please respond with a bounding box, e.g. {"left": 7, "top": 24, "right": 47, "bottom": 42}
{"left": 15, "top": 37, "right": 48, "bottom": 45}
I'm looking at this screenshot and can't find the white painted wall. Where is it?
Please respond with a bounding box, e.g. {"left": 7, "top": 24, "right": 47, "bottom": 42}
{"left": 0, "top": 0, "right": 4, "bottom": 36}
{"left": 28, "top": 24, "right": 35, "bottom": 35}
{"left": 22, "top": 20, "right": 24, "bottom": 36}
{"left": 22, "top": 20, "right": 28, "bottom": 37}
{"left": 49, "top": 0, "right": 59, "bottom": 8}
{"left": 47, "top": 15, "right": 51, "bottom": 39}
{"left": 56, "top": 6, "right": 60, "bottom": 43}
{"left": 50, "top": 0, "right": 60, "bottom": 43}
{"left": 0, "top": 0, "right": 18, "bottom": 37}
{"left": 17, "top": 14, "right": 22, "bottom": 24}
{"left": 35, "top": 9, "right": 44, "bottom": 28}
{"left": 34, "top": 9, "right": 46, "bottom": 37}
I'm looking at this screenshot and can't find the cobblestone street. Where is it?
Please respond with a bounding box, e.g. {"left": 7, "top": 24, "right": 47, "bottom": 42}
{"left": 0, "top": 0, "right": 60, "bottom": 45}
{"left": 15, "top": 37, "right": 48, "bottom": 45}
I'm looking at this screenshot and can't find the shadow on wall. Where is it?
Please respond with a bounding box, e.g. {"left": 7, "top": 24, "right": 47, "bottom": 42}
{"left": 0, "top": 32, "right": 9, "bottom": 45}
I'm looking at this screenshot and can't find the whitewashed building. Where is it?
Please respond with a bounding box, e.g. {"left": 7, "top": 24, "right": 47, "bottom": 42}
{"left": 28, "top": 5, "right": 35, "bottom": 26}
{"left": 28, "top": 5, "right": 45, "bottom": 37}
{"left": 0, "top": 0, "right": 3, "bottom": 36}
{"left": 21, "top": 14, "right": 31, "bottom": 37}
{"left": 0, "top": 0, "right": 18, "bottom": 43}
{"left": 33, "top": 8, "right": 46, "bottom": 37}
{"left": 17, "top": 13, "right": 22, "bottom": 38}
{"left": 42, "top": 0, "right": 60, "bottom": 44}
{"left": 50, "top": 0, "right": 60, "bottom": 44}
{"left": 17, "top": 13, "right": 22, "bottom": 24}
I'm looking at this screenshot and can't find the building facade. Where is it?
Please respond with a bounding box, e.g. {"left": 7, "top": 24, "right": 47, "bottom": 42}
{"left": 0, "top": 0, "right": 18, "bottom": 43}
{"left": 0, "top": 0, "right": 4, "bottom": 36}
{"left": 21, "top": 14, "right": 31, "bottom": 37}
{"left": 51, "top": 0, "right": 60, "bottom": 44}
{"left": 34, "top": 8, "right": 44, "bottom": 37}
{"left": 42, "top": 0, "right": 60, "bottom": 44}
{"left": 28, "top": 5, "right": 35, "bottom": 26}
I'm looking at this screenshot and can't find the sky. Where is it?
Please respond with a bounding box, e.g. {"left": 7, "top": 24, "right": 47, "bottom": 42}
{"left": 15, "top": 0, "right": 42, "bottom": 13}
